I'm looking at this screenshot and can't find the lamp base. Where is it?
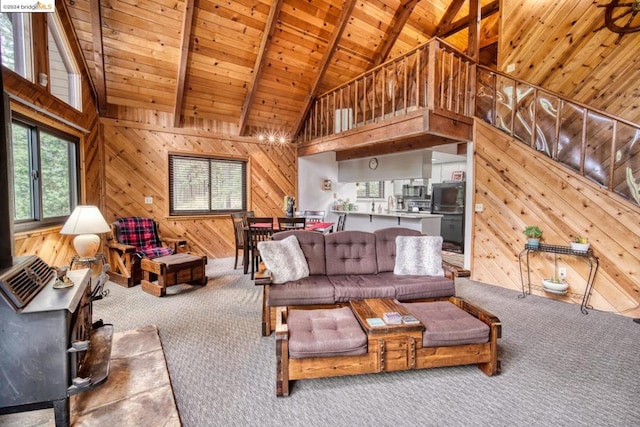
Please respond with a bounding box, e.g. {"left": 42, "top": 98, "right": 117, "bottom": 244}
{"left": 73, "top": 234, "right": 101, "bottom": 258}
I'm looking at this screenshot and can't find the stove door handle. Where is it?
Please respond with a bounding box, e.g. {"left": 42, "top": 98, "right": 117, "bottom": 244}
{"left": 68, "top": 340, "right": 89, "bottom": 352}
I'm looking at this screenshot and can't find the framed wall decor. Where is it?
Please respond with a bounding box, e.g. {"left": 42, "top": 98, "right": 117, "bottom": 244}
{"left": 451, "top": 171, "right": 465, "bottom": 182}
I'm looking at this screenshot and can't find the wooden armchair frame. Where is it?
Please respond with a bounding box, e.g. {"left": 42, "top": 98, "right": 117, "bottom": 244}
{"left": 107, "top": 218, "right": 186, "bottom": 287}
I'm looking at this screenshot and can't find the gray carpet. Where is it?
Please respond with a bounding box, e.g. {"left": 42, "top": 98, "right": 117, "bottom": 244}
{"left": 90, "top": 258, "right": 639, "bottom": 426}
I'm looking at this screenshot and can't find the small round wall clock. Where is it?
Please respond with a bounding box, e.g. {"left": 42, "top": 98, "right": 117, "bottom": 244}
{"left": 368, "top": 157, "right": 378, "bottom": 170}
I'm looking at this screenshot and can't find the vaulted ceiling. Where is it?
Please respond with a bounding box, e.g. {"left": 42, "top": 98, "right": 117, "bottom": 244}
{"left": 65, "top": 0, "right": 499, "bottom": 138}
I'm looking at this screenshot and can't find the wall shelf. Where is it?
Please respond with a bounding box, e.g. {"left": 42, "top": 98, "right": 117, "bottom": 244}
{"left": 518, "top": 243, "right": 599, "bottom": 314}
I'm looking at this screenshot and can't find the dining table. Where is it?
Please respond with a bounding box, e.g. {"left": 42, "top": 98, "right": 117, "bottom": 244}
{"left": 243, "top": 221, "right": 335, "bottom": 274}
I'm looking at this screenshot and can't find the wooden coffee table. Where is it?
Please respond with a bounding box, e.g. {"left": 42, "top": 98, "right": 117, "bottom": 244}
{"left": 140, "top": 253, "right": 207, "bottom": 297}
{"left": 349, "top": 298, "right": 424, "bottom": 372}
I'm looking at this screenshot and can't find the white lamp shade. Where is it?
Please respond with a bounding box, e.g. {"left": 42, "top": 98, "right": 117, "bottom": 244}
{"left": 60, "top": 206, "right": 110, "bottom": 258}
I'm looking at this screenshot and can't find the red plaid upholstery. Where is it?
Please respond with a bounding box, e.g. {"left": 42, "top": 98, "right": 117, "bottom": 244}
{"left": 113, "top": 217, "right": 174, "bottom": 259}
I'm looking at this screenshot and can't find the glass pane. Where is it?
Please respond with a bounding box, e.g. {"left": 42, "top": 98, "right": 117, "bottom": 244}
{"left": 584, "top": 111, "right": 613, "bottom": 187}
{"left": 211, "top": 161, "right": 243, "bottom": 210}
{"left": 11, "top": 122, "right": 33, "bottom": 221}
{"left": 534, "top": 93, "right": 559, "bottom": 157}
{"left": 40, "top": 131, "right": 72, "bottom": 218}
{"left": 172, "top": 157, "right": 209, "bottom": 211}
{"left": 0, "top": 13, "right": 32, "bottom": 80}
{"left": 475, "top": 68, "right": 495, "bottom": 124}
{"left": 557, "top": 102, "right": 584, "bottom": 173}
{"left": 513, "top": 82, "right": 534, "bottom": 146}
{"left": 495, "top": 75, "right": 515, "bottom": 134}
{"left": 612, "top": 122, "right": 640, "bottom": 205}
{"left": 48, "top": 26, "right": 70, "bottom": 105}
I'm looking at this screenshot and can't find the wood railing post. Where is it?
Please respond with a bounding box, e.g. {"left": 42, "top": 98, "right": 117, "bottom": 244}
{"left": 427, "top": 40, "right": 438, "bottom": 110}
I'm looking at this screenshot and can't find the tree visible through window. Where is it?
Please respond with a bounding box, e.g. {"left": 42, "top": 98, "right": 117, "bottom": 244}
{"left": 0, "top": 12, "right": 33, "bottom": 80}
{"left": 11, "top": 115, "right": 79, "bottom": 229}
{"left": 169, "top": 154, "right": 247, "bottom": 215}
{"left": 356, "top": 181, "right": 385, "bottom": 199}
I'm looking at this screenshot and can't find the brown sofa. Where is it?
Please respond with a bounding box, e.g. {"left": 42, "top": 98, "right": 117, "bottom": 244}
{"left": 255, "top": 227, "right": 459, "bottom": 336}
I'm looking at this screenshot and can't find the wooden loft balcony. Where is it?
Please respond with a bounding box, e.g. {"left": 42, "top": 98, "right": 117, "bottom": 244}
{"left": 297, "top": 38, "right": 475, "bottom": 159}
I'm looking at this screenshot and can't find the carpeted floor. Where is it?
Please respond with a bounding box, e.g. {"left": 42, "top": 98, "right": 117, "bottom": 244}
{"left": 3, "top": 258, "right": 639, "bottom": 426}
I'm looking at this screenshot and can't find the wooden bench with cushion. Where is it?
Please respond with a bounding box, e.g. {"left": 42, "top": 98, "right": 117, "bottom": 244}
{"left": 275, "top": 296, "right": 501, "bottom": 396}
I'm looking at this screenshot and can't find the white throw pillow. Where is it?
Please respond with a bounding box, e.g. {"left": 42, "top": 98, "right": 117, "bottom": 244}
{"left": 257, "top": 235, "right": 309, "bottom": 284}
{"left": 394, "top": 235, "right": 445, "bottom": 276}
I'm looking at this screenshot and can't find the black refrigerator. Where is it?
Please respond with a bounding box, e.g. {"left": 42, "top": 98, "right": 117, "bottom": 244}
{"left": 431, "top": 182, "right": 465, "bottom": 252}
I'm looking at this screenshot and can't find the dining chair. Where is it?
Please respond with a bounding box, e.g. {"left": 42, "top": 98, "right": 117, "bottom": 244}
{"left": 246, "top": 217, "right": 274, "bottom": 279}
{"left": 230, "top": 212, "right": 248, "bottom": 269}
{"left": 278, "top": 217, "right": 306, "bottom": 230}
{"left": 303, "top": 210, "right": 325, "bottom": 224}
{"left": 336, "top": 213, "right": 347, "bottom": 232}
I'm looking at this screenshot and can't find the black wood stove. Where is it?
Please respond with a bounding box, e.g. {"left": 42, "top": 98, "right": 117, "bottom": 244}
{"left": 0, "top": 255, "right": 113, "bottom": 426}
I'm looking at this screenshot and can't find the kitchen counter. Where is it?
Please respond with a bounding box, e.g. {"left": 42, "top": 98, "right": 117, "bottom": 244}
{"left": 330, "top": 210, "right": 441, "bottom": 235}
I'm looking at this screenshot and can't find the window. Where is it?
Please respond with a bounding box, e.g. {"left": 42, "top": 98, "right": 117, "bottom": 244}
{"left": 0, "top": 12, "right": 33, "bottom": 80}
{"left": 356, "top": 181, "right": 385, "bottom": 199}
{"left": 47, "top": 12, "right": 81, "bottom": 110}
{"left": 169, "top": 154, "right": 247, "bottom": 215}
{"left": 11, "top": 114, "right": 79, "bottom": 229}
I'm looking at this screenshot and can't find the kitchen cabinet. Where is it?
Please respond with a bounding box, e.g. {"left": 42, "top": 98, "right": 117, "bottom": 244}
{"left": 440, "top": 214, "right": 464, "bottom": 249}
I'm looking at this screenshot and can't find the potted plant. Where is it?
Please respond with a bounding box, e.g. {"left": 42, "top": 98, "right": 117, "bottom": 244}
{"left": 542, "top": 276, "right": 569, "bottom": 293}
{"left": 523, "top": 225, "right": 543, "bottom": 248}
{"left": 571, "top": 236, "right": 590, "bottom": 252}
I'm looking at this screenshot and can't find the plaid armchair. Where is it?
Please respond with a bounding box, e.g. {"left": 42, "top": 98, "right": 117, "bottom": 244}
{"left": 107, "top": 217, "right": 186, "bottom": 287}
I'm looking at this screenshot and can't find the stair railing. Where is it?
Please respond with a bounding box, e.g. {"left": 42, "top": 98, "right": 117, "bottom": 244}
{"left": 475, "top": 65, "right": 640, "bottom": 205}
{"left": 298, "top": 38, "right": 475, "bottom": 144}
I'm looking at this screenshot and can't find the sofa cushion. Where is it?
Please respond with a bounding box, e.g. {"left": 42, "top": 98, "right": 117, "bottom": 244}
{"left": 325, "top": 231, "right": 378, "bottom": 275}
{"left": 288, "top": 307, "right": 367, "bottom": 359}
{"left": 378, "top": 272, "right": 455, "bottom": 300}
{"left": 267, "top": 275, "right": 335, "bottom": 306}
{"left": 258, "top": 235, "right": 309, "bottom": 284}
{"left": 273, "top": 230, "right": 326, "bottom": 275}
{"left": 394, "top": 235, "right": 444, "bottom": 276}
{"left": 402, "top": 301, "right": 490, "bottom": 347}
{"left": 330, "top": 275, "right": 396, "bottom": 302}
{"left": 375, "top": 227, "right": 422, "bottom": 273}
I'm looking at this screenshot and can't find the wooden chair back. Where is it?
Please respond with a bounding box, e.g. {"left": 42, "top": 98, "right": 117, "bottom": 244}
{"left": 278, "top": 217, "right": 306, "bottom": 230}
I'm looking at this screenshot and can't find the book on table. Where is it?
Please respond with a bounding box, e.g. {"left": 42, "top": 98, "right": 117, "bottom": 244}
{"left": 382, "top": 312, "right": 402, "bottom": 325}
{"left": 367, "top": 317, "right": 385, "bottom": 327}
{"left": 401, "top": 314, "right": 420, "bottom": 325}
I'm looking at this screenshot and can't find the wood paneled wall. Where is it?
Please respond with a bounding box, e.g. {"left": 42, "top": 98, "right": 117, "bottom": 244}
{"left": 499, "top": 0, "right": 640, "bottom": 124}
{"left": 102, "top": 120, "right": 297, "bottom": 259}
{"left": 472, "top": 120, "right": 640, "bottom": 317}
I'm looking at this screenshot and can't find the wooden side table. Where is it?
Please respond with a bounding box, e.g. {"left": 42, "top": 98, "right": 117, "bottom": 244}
{"left": 140, "top": 253, "right": 207, "bottom": 297}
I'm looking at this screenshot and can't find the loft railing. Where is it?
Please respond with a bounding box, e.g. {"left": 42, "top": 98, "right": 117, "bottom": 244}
{"left": 475, "top": 65, "right": 640, "bottom": 206}
{"left": 298, "top": 38, "right": 475, "bottom": 143}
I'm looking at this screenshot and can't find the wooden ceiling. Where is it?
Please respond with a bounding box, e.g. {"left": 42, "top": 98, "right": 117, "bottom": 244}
{"left": 64, "top": 0, "right": 499, "bottom": 137}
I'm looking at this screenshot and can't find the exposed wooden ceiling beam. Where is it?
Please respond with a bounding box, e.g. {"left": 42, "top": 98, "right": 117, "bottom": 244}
{"left": 238, "top": 0, "right": 283, "bottom": 136}
{"left": 90, "top": 0, "right": 107, "bottom": 116}
{"left": 291, "top": 0, "right": 358, "bottom": 138}
{"left": 173, "top": 0, "right": 196, "bottom": 128}
{"left": 435, "top": 0, "right": 465, "bottom": 35}
{"left": 371, "top": 0, "right": 421, "bottom": 67}
{"left": 468, "top": 0, "right": 481, "bottom": 60}
{"left": 436, "top": 0, "right": 499, "bottom": 39}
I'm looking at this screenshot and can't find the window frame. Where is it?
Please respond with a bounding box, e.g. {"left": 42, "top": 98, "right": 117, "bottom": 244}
{"left": 10, "top": 112, "right": 80, "bottom": 232}
{"left": 46, "top": 12, "right": 81, "bottom": 110}
{"left": 356, "top": 181, "right": 385, "bottom": 199}
{"left": 168, "top": 152, "right": 248, "bottom": 216}
{"left": 0, "top": 12, "right": 33, "bottom": 81}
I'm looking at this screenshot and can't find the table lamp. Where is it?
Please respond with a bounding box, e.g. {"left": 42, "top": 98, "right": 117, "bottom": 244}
{"left": 60, "top": 205, "right": 111, "bottom": 259}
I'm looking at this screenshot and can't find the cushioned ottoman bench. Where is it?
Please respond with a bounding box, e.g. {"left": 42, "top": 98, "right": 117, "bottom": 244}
{"left": 275, "top": 297, "right": 501, "bottom": 396}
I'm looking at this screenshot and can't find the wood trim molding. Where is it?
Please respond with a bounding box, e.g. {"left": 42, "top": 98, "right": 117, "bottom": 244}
{"left": 90, "top": 0, "right": 107, "bottom": 116}
{"left": 238, "top": 0, "right": 283, "bottom": 136}
{"left": 371, "top": 0, "right": 421, "bottom": 68}
{"left": 291, "top": 0, "right": 358, "bottom": 137}
{"left": 173, "top": 0, "right": 196, "bottom": 128}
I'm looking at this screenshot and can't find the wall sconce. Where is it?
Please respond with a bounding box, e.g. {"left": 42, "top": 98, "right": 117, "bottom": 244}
{"left": 38, "top": 72, "right": 48, "bottom": 87}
